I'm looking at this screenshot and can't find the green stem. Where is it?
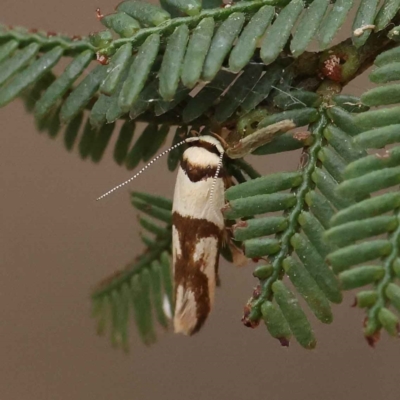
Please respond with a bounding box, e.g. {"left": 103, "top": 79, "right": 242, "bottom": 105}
{"left": 92, "top": 236, "right": 171, "bottom": 298}
{"left": 0, "top": 25, "right": 94, "bottom": 54}
{"left": 247, "top": 113, "right": 327, "bottom": 322}
{"left": 103, "top": 0, "right": 287, "bottom": 55}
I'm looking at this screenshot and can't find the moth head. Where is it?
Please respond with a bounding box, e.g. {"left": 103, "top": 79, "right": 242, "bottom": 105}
{"left": 186, "top": 135, "right": 225, "bottom": 157}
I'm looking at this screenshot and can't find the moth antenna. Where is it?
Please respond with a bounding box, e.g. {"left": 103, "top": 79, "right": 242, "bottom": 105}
{"left": 96, "top": 139, "right": 189, "bottom": 201}
{"left": 209, "top": 150, "right": 224, "bottom": 217}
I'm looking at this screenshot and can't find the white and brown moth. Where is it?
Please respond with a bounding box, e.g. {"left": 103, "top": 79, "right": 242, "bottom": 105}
{"left": 97, "top": 120, "right": 294, "bottom": 335}
{"left": 172, "top": 136, "right": 226, "bottom": 335}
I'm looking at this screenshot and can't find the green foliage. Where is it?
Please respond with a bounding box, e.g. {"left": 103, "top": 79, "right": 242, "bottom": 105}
{"left": 2, "top": 0, "right": 400, "bottom": 349}
{"left": 325, "top": 48, "right": 400, "bottom": 345}
{"left": 0, "top": 0, "right": 395, "bottom": 132}
{"left": 223, "top": 110, "right": 367, "bottom": 348}
{"left": 92, "top": 191, "right": 173, "bottom": 349}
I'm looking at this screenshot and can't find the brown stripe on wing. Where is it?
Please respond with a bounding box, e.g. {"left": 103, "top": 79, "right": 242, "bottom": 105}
{"left": 180, "top": 158, "right": 226, "bottom": 183}
{"left": 173, "top": 212, "right": 223, "bottom": 335}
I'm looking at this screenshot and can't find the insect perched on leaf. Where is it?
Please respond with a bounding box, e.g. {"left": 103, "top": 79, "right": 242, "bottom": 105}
{"left": 97, "top": 121, "right": 293, "bottom": 334}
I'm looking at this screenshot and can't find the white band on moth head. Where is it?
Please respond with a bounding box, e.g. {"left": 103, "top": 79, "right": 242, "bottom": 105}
{"left": 187, "top": 135, "right": 225, "bottom": 156}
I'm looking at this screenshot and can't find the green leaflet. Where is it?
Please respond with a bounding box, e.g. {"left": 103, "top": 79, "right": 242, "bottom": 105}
{"left": 327, "top": 216, "right": 398, "bottom": 247}
{"left": 378, "top": 308, "right": 399, "bottom": 337}
{"left": 215, "top": 63, "right": 263, "bottom": 123}
{"left": 317, "top": 147, "right": 346, "bottom": 183}
{"left": 0, "top": 40, "right": 18, "bottom": 63}
{"left": 375, "top": 47, "right": 400, "bottom": 66}
{"left": 164, "top": 0, "right": 201, "bottom": 16}
{"left": 326, "top": 107, "right": 363, "bottom": 137}
{"left": 60, "top": 65, "right": 108, "bottom": 124}
{"left": 181, "top": 17, "right": 214, "bottom": 89}
{"left": 353, "top": 125, "right": 400, "bottom": 148}
{"left": 374, "top": 0, "right": 400, "bottom": 32}
{"left": 106, "top": 57, "right": 134, "bottom": 123}
{"left": 291, "top": 233, "right": 342, "bottom": 303}
{"left": 100, "top": 43, "right": 133, "bottom": 95}
{"left": 229, "top": 5, "right": 274, "bottom": 73}
{"left": 258, "top": 108, "right": 319, "bottom": 129}
{"left": 261, "top": 0, "right": 304, "bottom": 65}
{"left": 339, "top": 266, "right": 385, "bottom": 290}
{"left": 240, "top": 63, "right": 282, "bottom": 113}
{"left": 35, "top": 50, "right": 93, "bottom": 119}
{"left": 0, "top": 42, "right": 40, "bottom": 87}
{"left": 261, "top": 301, "right": 292, "bottom": 346}
{"left": 298, "top": 211, "right": 336, "bottom": 258}
{"left": 352, "top": 0, "right": 380, "bottom": 47}
{"left": 119, "top": 34, "right": 160, "bottom": 112}
{"left": 117, "top": 1, "right": 171, "bottom": 26}
{"left": 291, "top": 0, "right": 329, "bottom": 57}
{"left": 224, "top": 192, "right": 297, "bottom": 219}
{"left": 386, "top": 283, "right": 400, "bottom": 312}
{"left": 338, "top": 166, "right": 400, "bottom": 198}
{"left": 101, "top": 12, "right": 141, "bottom": 38}
{"left": 319, "top": 0, "right": 354, "bottom": 49}
{"left": 0, "top": 46, "right": 63, "bottom": 107}
{"left": 332, "top": 95, "right": 369, "bottom": 113}
{"left": 233, "top": 216, "right": 288, "bottom": 242}
{"left": 182, "top": 70, "right": 236, "bottom": 123}
{"left": 202, "top": 12, "right": 245, "bottom": 81}
{"left": 283, "top": 256, "right": 333, "bottom": 323}
{"left": 329, "top": 241, "right": 393, "bottom": 275}
{"left": 362, "top": 84, "right": 400, "bottom": 106}
{"left": 159, "top": 25, "right": 189, "bottom": 101}
{"left": 226, "top": 171, "right": 302, "bottom": 201}
{"left": 331, "top": 192, "right": 400, "bottom": 227}
{"left": 89, "top": 30, "right": 113, "bottom": 48}
{"left": 90, "top": 94, "right": 113, "bottom": 130}
{"left": 272, "top": 281, "right": 316, "bottom": 349}
{"left": 323, "top": 125, "right": 365, "bottom": 160}
{"left": 244, "top": 238, "right": 280, "bottom": 258}
{"left": 369, "top": 62, "right": 400, "bottom": 83}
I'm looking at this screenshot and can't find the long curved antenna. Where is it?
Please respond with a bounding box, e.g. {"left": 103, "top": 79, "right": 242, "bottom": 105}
{"left": 96, "top": 140, "right": 189, "bottom": 201}
{"left": 209, "top": 150, "right": 225, "bottom": 215}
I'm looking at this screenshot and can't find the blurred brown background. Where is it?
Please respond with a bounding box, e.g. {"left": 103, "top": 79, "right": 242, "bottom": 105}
{"left": 1, "top": 1, "right": 399, "bottom": 399}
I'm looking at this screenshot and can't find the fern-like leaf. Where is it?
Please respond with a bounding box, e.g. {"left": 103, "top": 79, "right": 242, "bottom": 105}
{"left": 2, "top": 0, "right": 397, "bottom": 133}
{"left": 221, "top": 96, "right": 372, "bottom": 348}
{"left": 91, "top": 191, "right": 173, "bottom": 350}
{"left": 325, "top": 45, "right": 400, "bottom": 346}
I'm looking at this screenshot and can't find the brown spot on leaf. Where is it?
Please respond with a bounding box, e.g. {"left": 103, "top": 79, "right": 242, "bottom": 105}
{"left": 97, "top": 53, "right": 109, "bottom": 65}
{"left": 293, "top": 131, "right": 311, "bottom": 141}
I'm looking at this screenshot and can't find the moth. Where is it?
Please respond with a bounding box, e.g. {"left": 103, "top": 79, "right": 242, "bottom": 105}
{"left": 97, "top": 119, "right": 294, "bottom": 335}
{"left": 172, "top": 135, "right": 226, "bottom": 335}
